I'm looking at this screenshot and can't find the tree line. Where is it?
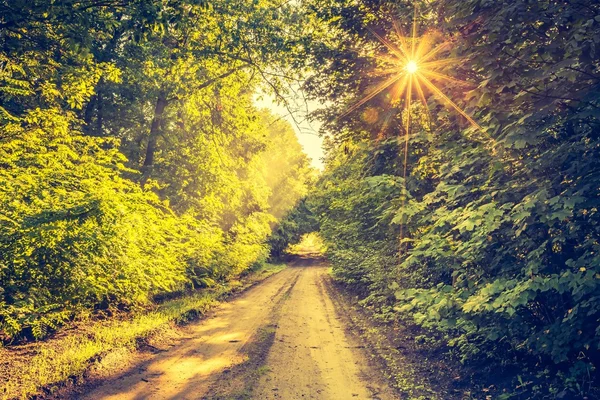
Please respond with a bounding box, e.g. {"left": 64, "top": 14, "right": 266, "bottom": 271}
{"left": 0, "top": 0, "right": 315, "bottom": 342}
{"left": 274, "top": 0, "right": 600, "bottom": 397}
{"left": 2, "top": 0, "right": 600, "bottom": 397}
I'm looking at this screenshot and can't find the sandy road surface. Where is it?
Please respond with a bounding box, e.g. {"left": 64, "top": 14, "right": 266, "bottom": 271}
{"left": 81, "top": 258, "right": 394, "bottom": 400}
{"left": 253, "top": 263, "right": 393, "bottom": 400}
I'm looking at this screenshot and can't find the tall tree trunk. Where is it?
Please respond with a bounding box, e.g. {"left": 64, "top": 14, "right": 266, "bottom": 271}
{"left": 84, "top": 20, "right": 125, "bottom": 136}
{"left": 96, "top": 89, "right": 103, "bottom": 135}
{"left": 83, "top": 94, "right": 96, "bottom": 129}
{"left": 141, "top": 94, "right": 168, "bottom": 187}
{"left": 82, "top": 89, "right": 103, "bottom": 136}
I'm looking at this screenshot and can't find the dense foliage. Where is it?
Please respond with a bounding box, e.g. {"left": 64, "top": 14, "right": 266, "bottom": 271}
{"left": 0, "top": 0, "right": 313, "bottom": 342}
{"left": 285, "top": 0, "right": 600, "bottom": 397}
{"left": 269, "top": 198, "right": 320, "bottom": 258}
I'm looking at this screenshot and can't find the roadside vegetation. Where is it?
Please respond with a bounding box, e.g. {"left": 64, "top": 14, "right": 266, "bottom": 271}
{"left": 2, "top": 0, "right": 600, "bottom": 399}
{"left": 0, "top": 0, "right": 314, "bottom": 345}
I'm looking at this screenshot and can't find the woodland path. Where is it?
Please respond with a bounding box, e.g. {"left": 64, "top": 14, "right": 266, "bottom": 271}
{"left": 78, "top": 257, "right": 395, "bottom": 400}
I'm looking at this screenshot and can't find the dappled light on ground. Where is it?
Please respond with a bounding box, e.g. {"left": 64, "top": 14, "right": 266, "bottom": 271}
{"left": 80, "top": 272, "right": 299, "bottom": 400}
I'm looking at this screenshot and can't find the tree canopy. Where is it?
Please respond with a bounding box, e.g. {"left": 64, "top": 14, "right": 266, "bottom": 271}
{"left": 0, "top": 0, "right": 313, "bottom": 342}
{"left": 2, "top": 0, "right": 600, "bottom": 397}
{"left": 274, "top": 0, "right": 600, "bottom": 397}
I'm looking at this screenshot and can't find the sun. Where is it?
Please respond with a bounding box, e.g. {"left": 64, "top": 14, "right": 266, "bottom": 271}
{"left": 343, "top": 7, "right": 482, "bottom": 132}
{"left": 405, "top": 60, "right": 418, "bottom": 74}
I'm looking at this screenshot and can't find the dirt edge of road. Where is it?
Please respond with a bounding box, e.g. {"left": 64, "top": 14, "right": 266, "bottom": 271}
{"left": 323, "top": 275, "right": 470, "bottom": 400}
{"left": 32, "top": 265, "right": 289, "bottom": 400}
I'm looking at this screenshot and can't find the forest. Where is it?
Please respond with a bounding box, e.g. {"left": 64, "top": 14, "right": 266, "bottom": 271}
{"left": 0, "top": 0, "right": 315, "bottom": 340}
{"left": 1, "top": 0, "right": 600, "bottom": 399}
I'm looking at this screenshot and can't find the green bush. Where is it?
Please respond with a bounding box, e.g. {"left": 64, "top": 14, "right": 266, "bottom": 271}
{"left": 0, "top": 113, "right": 194, "bottom": 339}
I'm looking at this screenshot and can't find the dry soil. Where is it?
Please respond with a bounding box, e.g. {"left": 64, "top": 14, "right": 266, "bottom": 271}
{"left": 79, "top": 257, "right": 395, "bottom": 400}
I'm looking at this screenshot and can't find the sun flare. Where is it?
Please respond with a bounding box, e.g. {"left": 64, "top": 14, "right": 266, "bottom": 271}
{"left": 343, "top": 7, "right": 481, "bottom": 132}
{"left": 342, "top": 6, "right": 484, "bottom": 251}
{"left": 405, "top": 60, "right": 418, "bottom": 74}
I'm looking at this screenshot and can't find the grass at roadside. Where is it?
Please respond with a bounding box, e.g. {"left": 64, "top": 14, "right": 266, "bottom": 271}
{"left": 0, "top": 263, "right": 286, "bottom": 400}
{"left": 323, "top": 275, "right": 443, "bottom": 400}
{"left": 201, "top": 324, "right": 278, "bottom": 400}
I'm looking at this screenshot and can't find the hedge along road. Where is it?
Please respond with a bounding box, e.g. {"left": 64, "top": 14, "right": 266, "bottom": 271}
{"left": 78, "top": 256, "right": 396, "bottom": 400}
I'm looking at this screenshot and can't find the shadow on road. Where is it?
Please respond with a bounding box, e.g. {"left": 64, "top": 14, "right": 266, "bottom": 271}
{"left": 283, "top": 252, "right": 327, "bottom": 267}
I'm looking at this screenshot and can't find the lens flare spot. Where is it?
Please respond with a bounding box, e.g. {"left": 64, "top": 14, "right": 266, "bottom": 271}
{"left": 362, "top": 107, "right": 379, "bottom": 124}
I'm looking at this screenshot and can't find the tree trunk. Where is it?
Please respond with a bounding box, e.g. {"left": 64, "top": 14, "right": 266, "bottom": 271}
{"left": 83, "top": 94, "right": 96, "bottom": 128}
{"left": 96, "top": 89, "right": 103, "bottom": 135}
{"left": 141, "top": 94, "right": 168, "bottom": 187}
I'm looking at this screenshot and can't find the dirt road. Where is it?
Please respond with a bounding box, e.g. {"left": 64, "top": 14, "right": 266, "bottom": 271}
{"left": 80, "top": 257, "right": 395, "bottom": 399}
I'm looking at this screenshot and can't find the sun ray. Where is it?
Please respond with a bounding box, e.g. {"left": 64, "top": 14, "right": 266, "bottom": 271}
{"left": 372, "top": 66, "right": 404, "bottom": 77}
{"left": 419, "top": 40, "right": 452, "bottom": 64}
{"left": 414, "top": 33, "right": 435, "bottom": 62}
{"left": 341, "top": 73, "right": 404, "bottom": 117}
{"left": 411, "top": 6, "right": 417, "bottom": 58}
{"left": 419, "top": 69, "right": 472, "bottom": 86}
{"left": 398, "top": 73, "right": 413, "bottom": 249}
{"left": 405, "top": 74, "right": 413, "bottom": 154}
{"left": 374, "top": 54, "right": 404, "bottom": 69}
{"left": 374, "top": 53, "right": 402, "bottom": 63}
{"left": 417, "top": 72, "right": 482, "bottom": 130}
{"left": 390, "top": 74, "right": 409, "bottom": 104}
{"left": 392, "top": 20, "right": 411, "bottom": 60}
{"left": 413, "top": 77, "right": 433, "bottom": 133}
{"left": 368, "top": 27, "right": 408, "bottom": 62}
{"left": 419, "top": 57, "right": 466, "bottom": 70}
{"left": 413, "top": 77, "right": 429, "bottom": 110}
